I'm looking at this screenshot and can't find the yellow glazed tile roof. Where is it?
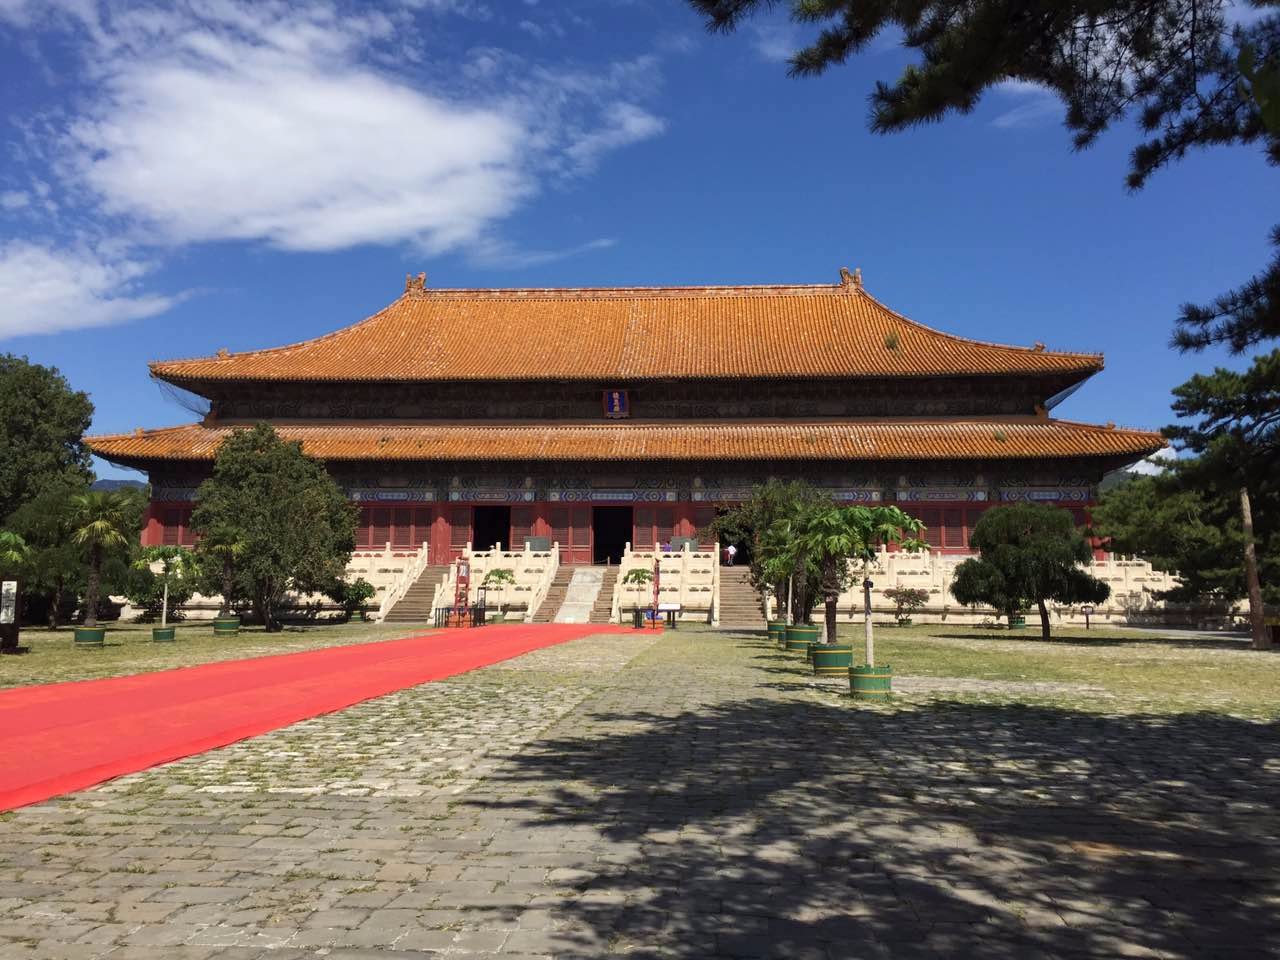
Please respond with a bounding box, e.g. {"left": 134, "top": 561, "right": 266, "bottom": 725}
{"left": 148, "top": 274, "right": 1104, "bottom": 384}
{"left": 87, "top": 418, "right": 1164, "bottom": 464}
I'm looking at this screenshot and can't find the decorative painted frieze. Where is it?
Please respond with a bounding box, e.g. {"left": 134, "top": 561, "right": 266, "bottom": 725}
{"left": 151, "top": 486, "right": 200, "bottom": 503}
{"left": 998, "top": 486, "right": 1092, "bottom": 503}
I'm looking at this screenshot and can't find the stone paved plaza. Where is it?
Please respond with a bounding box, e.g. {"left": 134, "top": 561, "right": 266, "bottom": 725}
{"left": 0, "top": 629, "right": 1276, "bottom": 959}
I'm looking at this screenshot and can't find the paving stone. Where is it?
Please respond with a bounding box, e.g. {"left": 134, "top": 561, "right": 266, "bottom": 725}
{"left": 0, "top": 629, "right": 1276, "bottom": 959}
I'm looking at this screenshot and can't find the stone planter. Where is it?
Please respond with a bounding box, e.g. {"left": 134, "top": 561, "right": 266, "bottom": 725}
{"left": 74, "top": 626, "right": 106, "bottom": 647}
{"left": 152, "top": 626, "right": 176, "bottom": 643}
{"left": 213, "top": 616, "right": 240, "bottom": 637}
{"left": 812, "top": 643, "right": 853, "bottom": 676}
{"left": 850, "top": 664, "right": 892, "bottom": 700}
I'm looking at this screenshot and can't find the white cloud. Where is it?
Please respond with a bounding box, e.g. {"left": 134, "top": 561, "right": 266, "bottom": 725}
{"left": 468, "top": 235, "right": 616, "bottom": 269}
{"left": 0, "top": 191, "right": 29, "bottom": 210}
{"left": 0, "top": 242, "right": 177, "bottom": 338}
{"left": 0, "top": 0, "right": 668, "bottom": 336}
{"left": 1128, "top": 446, "right": 1177, "bottom": 475}
{"left": 68, "top": 51, "right": 529, "bottom": 253}
{"left": 990, "top": 79, "right": 1060, "bottom": 129}
{"left": 564, "top": 103, "right": 664, "bottom": 173}
{"left": 750, "top": 22, "right": 798, "bottom": 63}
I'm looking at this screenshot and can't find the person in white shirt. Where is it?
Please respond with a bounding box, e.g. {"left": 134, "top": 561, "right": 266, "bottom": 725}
{"left": 725, "top": 544, "right": 738, "bottom": 566}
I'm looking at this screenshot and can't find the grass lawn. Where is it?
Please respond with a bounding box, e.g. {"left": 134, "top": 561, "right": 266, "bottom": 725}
{"left": 824, "top": 622, "right": 1280, "bottom": 718}
{"left": 0, "top": 618, "right": 433, "bottom": 689}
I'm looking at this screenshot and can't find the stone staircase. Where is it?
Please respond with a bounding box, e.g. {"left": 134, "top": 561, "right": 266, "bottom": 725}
{"left": 383, "top": 565, "right": 451, "bottom": 623}
{"left": 717, "top": 566, "right": 766, "bottom": 630}
{"left": 588, "top": 567, "right": 619, "bottom": 623}
{"left": 532, "top": 566, "right": 574, "bottom": 623}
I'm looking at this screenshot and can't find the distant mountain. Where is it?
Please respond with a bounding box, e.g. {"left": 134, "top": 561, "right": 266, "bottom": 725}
{"left": 91, "top": 479, "right": 146, "bottom": 492}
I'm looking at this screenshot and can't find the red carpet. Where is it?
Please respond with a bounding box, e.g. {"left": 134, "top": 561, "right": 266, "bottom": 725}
{"left": 0, "top": 622, "right": 631, "bottom": 811}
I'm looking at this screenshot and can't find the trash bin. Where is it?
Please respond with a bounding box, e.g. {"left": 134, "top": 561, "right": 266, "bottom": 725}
{"left": 632, "top": 608, "right": 644, "bottom": 629}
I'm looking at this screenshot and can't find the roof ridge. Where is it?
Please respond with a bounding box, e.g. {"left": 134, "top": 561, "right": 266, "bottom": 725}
{"left": 149, "top": 294, "right": 408, "bottom": 373}
{"left": 101, "top": 416, "right": 1166, "bottom": 437}
{"left": 856, "top": 287, "right": 1103, "bottom": 363}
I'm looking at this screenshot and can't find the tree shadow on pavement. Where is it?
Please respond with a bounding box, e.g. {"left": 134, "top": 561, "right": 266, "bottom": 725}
{"left": 478, "top": 692, "right": 1278, "bottom": 958}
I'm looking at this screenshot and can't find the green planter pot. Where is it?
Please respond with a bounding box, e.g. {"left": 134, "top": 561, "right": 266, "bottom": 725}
{"left": 784, "top": 624, "right": 819, "bottom": 653}
{"left": 897, "top": 618, "right": 913, "bottom": 627}
{"left": 767, "top": 621, "right": 787, "bottom": 647}
{"left": 349, "top": 610, "right": 365, "bottom": 622}
{"left": 152, "top": 626, "right": 176, "bottom": 643}
{"left": 812, "top": 643, "right": 853, "bottom": 676}
{"left": 213, "top": 616, "right": 240, "bottom": 637}
{"left": 1009, "top": 616, "right": 1027, "bottom": 629}
{"left": 850, "top": 664, "right": 893, "bottom": 700}
{"left": 74, "top": 626, "right": 106, "bottom": 647}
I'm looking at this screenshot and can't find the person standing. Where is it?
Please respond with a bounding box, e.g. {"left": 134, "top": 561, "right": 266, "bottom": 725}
{"left": 725, "top": 543, "right": 737, "bottom": 566}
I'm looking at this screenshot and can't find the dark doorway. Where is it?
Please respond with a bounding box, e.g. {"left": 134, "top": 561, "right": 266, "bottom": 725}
{"left": 592, "top": 506, "right": 632, "bottom": 564}
{"left": 472, "top": 506, "right": 511, "bottom": 551}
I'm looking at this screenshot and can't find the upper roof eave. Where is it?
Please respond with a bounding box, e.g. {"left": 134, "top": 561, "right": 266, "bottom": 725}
{"left": 146, "top": 275, "right": 1106, "bottom": 389}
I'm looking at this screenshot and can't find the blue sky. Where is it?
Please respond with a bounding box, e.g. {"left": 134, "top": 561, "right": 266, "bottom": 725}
{"left": 0, "top": 0, "right": 1274, "bottom": 480}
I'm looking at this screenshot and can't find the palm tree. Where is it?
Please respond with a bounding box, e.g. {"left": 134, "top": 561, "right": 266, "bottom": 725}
{"left": 197, "top": 525, "right": 245, "bottom": 618}
{"left": 70, "top": 492, "right": 133, "bottom": 628}
{"left": 0, "top": 531, "right": 29, "bottom": 653}
{"left": 791, "top": 505, "right": 926, "bottom": 659}
{"left": 0, "top": 531, "right": 28, "bottom": 571}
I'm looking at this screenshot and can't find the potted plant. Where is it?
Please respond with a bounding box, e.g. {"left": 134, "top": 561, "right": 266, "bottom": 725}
{"left": 133, "top": 545, "right": 193, "bottom": 641}
{"left": 69, "top": 492, "right": 133, "bottom": 647}
{"left": 621, "top": 568, "right": 654, "bottom": 627}
{"left": 481, "top": 568, "right": 516, "bottom": 620}
{"left": 343, "top": 577, "right": 376, "bottom": 621}
{"left": 1009, "top": 608, "right": 1028, "bottom": 629}
{"left": 198, "top": 525, "right": 245, "bottom": 637}
{"left": 883, "top": 585, "right": 929, "bottom": 626}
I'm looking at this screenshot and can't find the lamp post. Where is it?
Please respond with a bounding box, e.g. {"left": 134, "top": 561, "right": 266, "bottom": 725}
{"left": 863, "top": 576, "right": 875, "bottom": 667}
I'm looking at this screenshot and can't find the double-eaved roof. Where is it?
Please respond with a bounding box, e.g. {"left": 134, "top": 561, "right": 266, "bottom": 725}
{"left": 149, "top": 273, "right": 1103, "bottom": 388}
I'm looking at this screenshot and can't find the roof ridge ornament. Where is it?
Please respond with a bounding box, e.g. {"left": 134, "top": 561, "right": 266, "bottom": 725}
{"left": 405, "top": 272, "right": 428, "bottom": 297}
{"left": 839, "top": 266, "right": 863, "bottom": 291}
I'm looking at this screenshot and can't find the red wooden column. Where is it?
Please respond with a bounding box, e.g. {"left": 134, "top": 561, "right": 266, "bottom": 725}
{"left": 140, "top": 500, "right": 164, "bottom": 546}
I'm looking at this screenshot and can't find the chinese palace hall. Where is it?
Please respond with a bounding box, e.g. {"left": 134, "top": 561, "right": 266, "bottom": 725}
{"left": 89, "top": 268, "right": 1164, "bottom": 563}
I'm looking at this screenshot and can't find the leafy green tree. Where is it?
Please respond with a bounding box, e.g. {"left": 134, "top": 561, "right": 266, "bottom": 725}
{"left": 702, "top": 480, "right": 828, "bottom": 622}
{"left": 1092, "top": 473, "right": 1255, "bottom": 604}
{"left": 789, "top": 504, "right": 925, "bottom": 652}
{"left": 5, "top": 483, "right": 88, "bottom": 628}
{"left": 950, "top": 503, "right": 1110, "bottom": 640}
{"left": 190, "top": 423, "right": 356, "bottom": 632}
{"left": 0, "top": 355, "right": 93, "bottom": 521}
{"left": 195, "top": 524, "right": 247, "bottom": 619}
{"left": 480, "top": 568, "right": 515, "bottom": 618}
{"left": 1163, "top": 360, "right": 1278, "bottom": 647}
{"left": 70, "top": 491, "right": 136, "bottom": 628}
{"left": 128, "top": 546, "right": 196, "bottom": 625}
{"left": 690, "top": 0, "right": 1280, "bottom": 351}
